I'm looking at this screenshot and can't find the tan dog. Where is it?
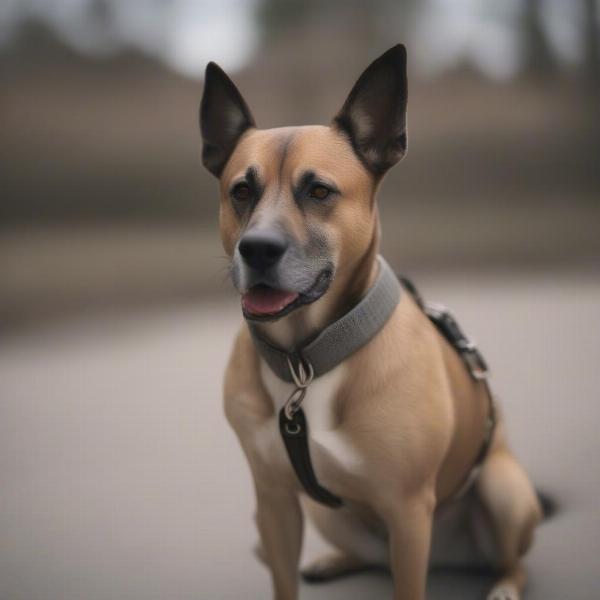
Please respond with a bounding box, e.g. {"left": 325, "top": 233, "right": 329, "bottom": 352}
{"left": 200, "top": 45, "right": 542, "bottom": 600}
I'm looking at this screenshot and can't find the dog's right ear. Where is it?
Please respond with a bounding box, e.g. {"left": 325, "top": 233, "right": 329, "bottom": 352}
{"left": 200, "top": 62, "right": 255, "bottom": 177}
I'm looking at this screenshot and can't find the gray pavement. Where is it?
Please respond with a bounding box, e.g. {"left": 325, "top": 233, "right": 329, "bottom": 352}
{"left": 1, "top": 271, "right": 599, "bottom": 600}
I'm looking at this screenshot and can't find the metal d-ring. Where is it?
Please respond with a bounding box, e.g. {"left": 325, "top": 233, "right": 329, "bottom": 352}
{"left": 284, "top": 421, "right": 301, "bottom": 435}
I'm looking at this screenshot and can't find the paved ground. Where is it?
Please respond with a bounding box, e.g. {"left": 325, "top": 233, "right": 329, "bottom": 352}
{"left": 1, "top": 271, "right": 599, "bottom": 600}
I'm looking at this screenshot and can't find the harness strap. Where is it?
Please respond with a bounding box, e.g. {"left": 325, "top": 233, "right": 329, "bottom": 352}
{"left": 400, "top": 276, "right": 497, "bottom": 504}
{"left": 279, "top": 408, "right": 343, "bottom": 508}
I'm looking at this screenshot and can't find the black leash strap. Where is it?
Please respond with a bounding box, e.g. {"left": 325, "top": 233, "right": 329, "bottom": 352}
{"left": 278, "top": 407, "right": 343, "bottom": 508}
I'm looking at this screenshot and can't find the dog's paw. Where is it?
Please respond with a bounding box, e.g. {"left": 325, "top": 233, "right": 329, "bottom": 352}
{"left": 301, "top": 553, "right": 369, "bottom": 583}
{"left": 487, "top": 584, "right": 520, "bottom": 600}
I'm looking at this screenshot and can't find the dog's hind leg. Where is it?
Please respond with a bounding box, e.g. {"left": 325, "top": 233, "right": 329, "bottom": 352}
{"left": 475, "top": 447, "right": 542, "bottom": 600}
{"left": 301, "top": 499, "right": 388, "bottom": 582}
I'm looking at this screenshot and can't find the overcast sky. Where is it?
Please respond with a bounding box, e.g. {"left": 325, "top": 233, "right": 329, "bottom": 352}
{"left": 0, "top": 0, "right": 594, "bottom": 79}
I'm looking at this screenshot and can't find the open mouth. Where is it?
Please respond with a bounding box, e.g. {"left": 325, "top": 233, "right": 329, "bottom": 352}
{"left": 241, "top": 269, "right": 333, "bottom": 321}
{"left": 242, "top": 285, "right": 300, "bottom": 319}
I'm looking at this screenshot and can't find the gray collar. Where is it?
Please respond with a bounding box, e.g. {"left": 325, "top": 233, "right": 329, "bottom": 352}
{"left": 248, "top": 255, "right": 401, "bottom": 383}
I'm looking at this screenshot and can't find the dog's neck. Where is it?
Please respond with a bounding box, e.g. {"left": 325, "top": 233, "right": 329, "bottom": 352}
{"left": 251, "top": 220, "right": 381, "bottom": 352}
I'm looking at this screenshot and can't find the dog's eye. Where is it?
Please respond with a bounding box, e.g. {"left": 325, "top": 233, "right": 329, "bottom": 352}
{"left": 309, "top": 185, "right": 330, "bottom": 200}
{"left": 231, "top": 183, "right": 251, "bottom": 202}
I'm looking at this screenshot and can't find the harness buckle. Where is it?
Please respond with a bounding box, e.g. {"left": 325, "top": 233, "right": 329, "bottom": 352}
{"left": 425, "top": 303, "right": 489, "bottom": 381}
{"left": 459, "top": 341, "right": 489, "bottom": 381}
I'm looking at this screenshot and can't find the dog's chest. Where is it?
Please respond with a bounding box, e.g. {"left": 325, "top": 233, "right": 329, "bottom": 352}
{"left": 255, "top": 360, "right": 364, "bottom": 480}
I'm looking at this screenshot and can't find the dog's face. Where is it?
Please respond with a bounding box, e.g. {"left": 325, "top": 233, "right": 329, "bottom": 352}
{"left": 200, "top": 45, "right": 407, "bottom": 321}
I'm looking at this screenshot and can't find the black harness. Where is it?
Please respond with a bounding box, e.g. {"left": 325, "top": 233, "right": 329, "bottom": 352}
{"left": 277, "top": 274, "right": 496, "bottom": 508}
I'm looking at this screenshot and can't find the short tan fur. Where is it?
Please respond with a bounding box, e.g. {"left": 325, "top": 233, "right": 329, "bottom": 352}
{"left": 200, "top": 45, "right": 542, "bottom": 600}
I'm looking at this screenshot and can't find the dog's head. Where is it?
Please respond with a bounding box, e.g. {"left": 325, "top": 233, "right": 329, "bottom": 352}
{"left": 200, "top": 45, "right": 407, "bottom": 322}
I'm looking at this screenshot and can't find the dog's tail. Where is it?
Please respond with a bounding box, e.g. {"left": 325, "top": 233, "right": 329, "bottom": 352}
{"left": 537, "top": 488, "right": 558, "bottom": 520}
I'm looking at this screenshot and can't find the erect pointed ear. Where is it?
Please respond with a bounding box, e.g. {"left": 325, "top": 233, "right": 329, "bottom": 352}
{"left": 199, "top": 62, "right": 255, "bottom": 177}
{"left": 333, "top": 44, "right": 407, "bottom": 176}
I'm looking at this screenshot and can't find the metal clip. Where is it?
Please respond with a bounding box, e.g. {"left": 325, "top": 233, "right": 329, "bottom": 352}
{"left": 284, "top": 356, "right": 314, "bottom": 420}
{"left": 458, "top": 340, "right": 489, "bottom": 381}
{"left": 287, "top": 356, "right": 314, "bottom": 388}
{"left": 424, "top": 302, "right": 448, "bottom": 320}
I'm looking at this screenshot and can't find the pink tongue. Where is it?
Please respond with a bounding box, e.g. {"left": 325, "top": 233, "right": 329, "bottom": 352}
{"left": 242, "top": 287, "right": 299, "bottom": 315}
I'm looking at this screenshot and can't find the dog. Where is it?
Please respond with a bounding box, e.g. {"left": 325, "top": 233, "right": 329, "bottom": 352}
{"left": 199, "top": 44, "right": 542, "bottom": 600}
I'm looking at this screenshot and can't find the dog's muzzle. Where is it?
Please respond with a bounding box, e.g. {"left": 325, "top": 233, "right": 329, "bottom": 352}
{"left": 234, "top": 227, "right": 333, "bottom": 321}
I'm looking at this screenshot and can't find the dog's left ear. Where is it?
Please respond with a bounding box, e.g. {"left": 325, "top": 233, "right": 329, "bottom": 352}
{"left": 333, "top": 44, "right": 407, "bottom": 176}
{"left": 200, "top": 62, "right": 256, "bottom": 177}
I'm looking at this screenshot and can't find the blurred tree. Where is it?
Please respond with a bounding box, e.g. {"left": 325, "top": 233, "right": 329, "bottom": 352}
{"left": 90, "top": 0, "right": 112, "bottom": 29}
{"left": 255, "top": 0, "right": 386, "bottom": 49}
{"left": 522, "top": 0, "right": 556, "bottom": 76}
{"left": 583, "top": 0, "right": 600, "bottom": 86}
{"left": 256, "top": 0, "right": 312, "bottom": 41}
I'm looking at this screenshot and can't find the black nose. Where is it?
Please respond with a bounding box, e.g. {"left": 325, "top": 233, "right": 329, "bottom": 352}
{"left": 238, "top": 230, "right": 288, "bottom": 270}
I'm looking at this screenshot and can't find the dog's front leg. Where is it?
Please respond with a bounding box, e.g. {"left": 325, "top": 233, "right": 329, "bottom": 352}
{"left": 385, "top": 491, "right": 435, "bottom": 600}
{"left": 255, "top": 485, "right": 303, "bottom": 600}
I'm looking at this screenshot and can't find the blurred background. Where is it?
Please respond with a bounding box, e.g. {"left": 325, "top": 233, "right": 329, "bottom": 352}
{"left": 1, "top": 2, "right": 599, "bottom": 600}
{"left": 1, "top": 0, "right": 599, "bottom": 326}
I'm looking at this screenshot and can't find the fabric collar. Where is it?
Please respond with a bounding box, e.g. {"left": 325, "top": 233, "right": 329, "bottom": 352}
{"left": 247, "top": 255, "right": 401, "bottom": 383}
